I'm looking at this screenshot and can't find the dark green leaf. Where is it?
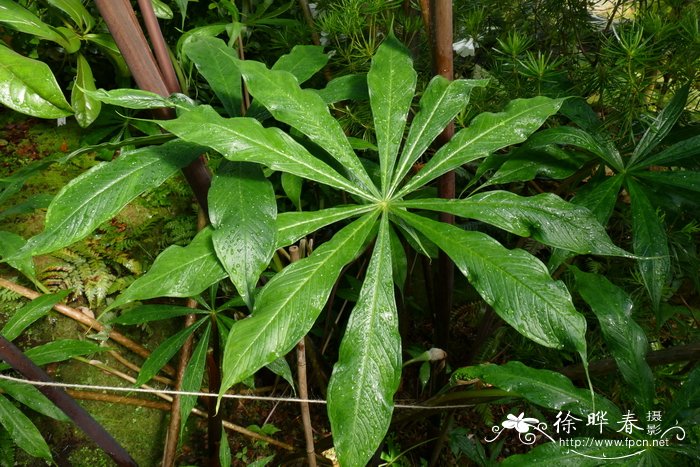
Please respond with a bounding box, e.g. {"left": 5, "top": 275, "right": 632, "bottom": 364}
{"left": 391, "top": 76, "right": 487, "bottom": 195}
{"left": 400, "top": 192, "right": 630, "bottom": 256}
{"left": 83, "top": 88, "right": 175, "bottom": 110}
{"left": 210, "top": 162, "right": 277, "bottom": 309}
{"left": 664, "top": 365, "right": 700, "bottom": 425}
{"left": 15, "top": 140, "right": 202, "bottom": 259}
{"left": 72, "top": 54, "right": 101, "bottom": 128}
{"left": 0, "top": 44, "right": 72, "bottom": 118}
{"left": 179, "top": 322, "right": 210, "bottom": 438}
{"left": 0, "top": 194, "right": 52, "bottom": 220}
{"left": 396, "top": 210, "right": 586, "bottom": 354}
{"left": 1, "top": 291, "right": 69, "bottom": 341}
{"left": 275, "top": 205, "right": 373, "bottom": 248}
{"left": 109, "top": 227, "right": 228, "bottom": 309}
{"left": 572, "top": 267, "right": 654, "bottom": 413}
{"left": 501, "top": 440, "right": 633, "bottom": 466}
{"left": 135, "top": 318, "right": 207, "bottom": 386}
{"left": 220, "top": 212, "right": 378, "bottom": 394}
{"left": 398, "top": 97, "right": 563, "bottom": 196}
{"left": 368, "top": 34, "right": 416, "bottom": 193}
{"left": 281, "top": 172, "right": 302, "bottom": 210}
{"left": 46, "top": 0, "right": 94, "bottom": 30}
{"left": 328, "top": 215, "right": 401, "bottom": 467}
{"left": 159, "top": 106, "right": 370, "bottom": 199}
{"left": 183, "top": 36, "right": 242, "bottom": 117}
{"left": 315, "top": 74, "right": 368, "bottom": 104}
{"left": 484, "top": 145, "right": 590, "bottom": 187}
{"left": 0, "top": 395, "right": 51, "bottom": 459}
{"left": 0, "top": 0, "right": 69, "bottom": 46}
{"left": 0, "top": 379, "right": 67, "bottom": 421}
{"left": 265, "top": 357, "right": 295, "bottom": 391}
{"left": 272, "top": 45, "right": 328, "bottom": 84}
{"left": 0, "top": 231, "right": 36, "bottom": 284}
{"left": 457, "top": 361, "right": 620, "bottom": 419}
{"left": 636, "top": 170, "right": 700, "bottom": 193}
{"left": 0, "top": 340, "right": 105, "bottom": 371}
{"left": 627, "top": 180, "right": 670, "bottom": 310}
{"left": 236, "top": 60, "right": 378, "bottom": 196}
{"left": 629, "top": 83, "right": 690, "bottom": 167}
{"left": 637, "top": 135, "right": 700, "bottom": 168}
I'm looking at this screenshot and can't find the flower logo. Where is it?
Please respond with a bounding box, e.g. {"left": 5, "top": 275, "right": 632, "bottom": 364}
{"left": 502, "top": 412, "right": 540, "bottom": 433}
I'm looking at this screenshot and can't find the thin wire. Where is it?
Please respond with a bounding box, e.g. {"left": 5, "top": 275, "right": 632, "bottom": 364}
{"left": 0, "top": 373, "right": 475, "bottom": 410}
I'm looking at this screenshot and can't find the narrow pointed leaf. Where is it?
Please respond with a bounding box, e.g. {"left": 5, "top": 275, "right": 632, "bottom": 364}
{"left": 398, "top": 97, "right": 563, "bottom": 196}
{"left": 272, "top": 45, "right": 329, "bottom": 84}
{"left": 0, "top": 379, "right": 67, "bottom": 421}
{"left": 456, "top": 361, "right": 620, "bottom": 419}
{"left": 627, "top": 180, "right": 669, "bottom": 310}
{"left": 664, "top": 365, "right": 700, "bottom": 425}
{"left": 395, "top": 210, "right": 586, "bottom": 354}
{"left": 183, "top": 36, "right": 242, "bottom": 117}
{"left": 483, "top": 145, "right": 590, "bottom": 187}
{"left": 0, "top": 44, "right": 72, "bottom": 118}
{"left": 109, "top": 227, "right": 228, "bottom": 309}
{"left": 636, "top": 135, "right": 700, "bottom": 168}
{"left": 136, "top": 318, "right": 207, "bottom": 386}
{"left": 0, "top": 0, "right": 68, "bottom": 46}
{"left": 83, "top": 88, "right": 175, "bottom": 110}
{"left": 220, "top": 213, "right": 378, "bottom": 393}
{"left": 72, "top": 54, "right": 101, "bottom": 128}
{"left": 210, "top": 162, "right": 277, "bottom": 309}
{"left": 281, "top": 172, "right": 302, "bottom": 210}
{"left": 179, "top": 322, "right": 210, "bottom": 437}
{"left": 1, "top": 291, "right": 69, "bottom": 341}
{"left": 0, "top": 340, "right": 105, "bottom": 371}
{"left": 328, "top": 215, "right": 401, "bottom": 467}
{"left": 265, "top": 357, "right": 295, "bottom": 390}
{"left": 571, "top": 267, "right": 654, "bottom": 413}
{"left": 158, "top": 107, "right": 371, "bottom": 199}
{"left": 46, "top": 0, "right": 94, "bottom": 30}
{"left": 391, "top": 77, "right": 487, "bottom": 194}
{"left": 315, "top": 74, "right": 368, "bottom": 104}
{"left": 399, "top": 192, "right": 630, "bottom": 256}
{"left": 275, "top": 205, "right": 373, "bottom": 248}
{"left": 629, "top": 83, "right": 690, "bottom": 167}
{"left": 0, "top": 395, "right": 51, "bottom": 460}
{"left": 636, "top": 170, "right": 700, "bottom": 193}
{"left": 235, "top": 60, "right": 378, "bottom": 196}
{"left": 0, "top": 231, "right": 36, "bottom": 283}
{"left": 368, "top": 34, "right": 416, "bottom": 193}
{"left": 14, "top": 140, "right": 202, "bottom": 259}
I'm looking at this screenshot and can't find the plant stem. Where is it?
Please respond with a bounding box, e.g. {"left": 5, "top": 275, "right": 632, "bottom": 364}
{"left": 206, "top": 318, "right": 222, "bottom": 467}
{"left": 290, "top": 245, "right": 318, "bottom": 466}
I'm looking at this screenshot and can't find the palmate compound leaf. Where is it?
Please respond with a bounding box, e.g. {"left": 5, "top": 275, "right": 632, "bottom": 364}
{"left": 219, "top": 212, "right": 378, "bottom": 396}
{"left": 394, "top": 209, "right": 587, "bottom": 357}
{"left": 399, "top": 191, "right": 631, "bottom": 256}
{"left": 11, "top": 140, "right": 203, "bottom": 260}
{"left": 328, "top": 215, "right": 401, "bottom": 467}
{"left": 209, "top": 161, "right": 277, "bottom": 310}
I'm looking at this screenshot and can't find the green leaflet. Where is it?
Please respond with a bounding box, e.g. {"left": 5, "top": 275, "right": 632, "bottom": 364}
{"left": 638, "top": 134, "right": 700, "bottom": 167}
{"left": 368, "top": 34, "right": 417, "bottom": 193}
{"left": 109, "top": 227, "right": 228, "bottom": 309}
{"left": 456, "top": 361, "right": 620, "bottom": 420}
{"left": 158, "top": 106, "right": 372, "bottom": 199}
{"left": 13, "top": 140, "right": 202, "bottom": 259}
{"left": 399, "top": 192, "right": 630, "bottom": 256}
{"left": 83, "top": 87, "right": 175, "bottom": 110}
{"left": 275, "top": 205, "right": 374, "bottom": 248}
{"left": 135, "top": 317, "right": 207, "bottom": 386}
{"left": 220, "top": 212, "right": 378, "bottom": 395}
{"left": 636, "top": 170, "right": 700, "bottom": 193}
{"left": 397, "top": 96, "right": 563, "bottom": 196}
{"left": 110, "top": 305, "right": 208, "bottom": 325}
{"left": 627, "top": 179, "right": 670, "bottom": 311}
{"left": 179, "top": 322, "right": 210, "bottom": 438}
{"left": 390, "top": 77, "right": 487, "bottom": 195}
{"left": 72, "top": 54, "right": 100, "bottom": 128}
{"left": 209, "top": 162, "right": 277, "bottom": 309}
{"left": 395, "top": 210, "right": 587, "bottom": 355}
{"left": 281, "top": 172, "right": 302, "bottom": 210}
{"left": 0, "top": 340, "right": 105, "bottom": 371}
{"left": 183, "top": 36, "right": 243, "bottom": 117}
{"left": 0, "top": 0, "right": 69, "bottom": 46}
{"left": 483, "top": 145, "right": 589, "bottom": 187}
{"left": 314, "top": 74, "right": 368, "bottom": 104}
{"left": 272, "top": 45, "right": 329, "bottom": 84}
{"left": 0, "top": 379, "right": 67, "bottom": 421}
{"left": 235, "top": 59, "right": 378, "bottom": 197}
{"left": 572, "top": 267, "right": 654, "bottom": 413}
{"left": 0, "top": 231, "right": 37, "bottom": 285}
{"left": 1, "top": 291, "right": 69, "bottom": 341}
{"left": 0, "top": 395, "right": 52, "bottom": 460}
{"left": 0, "top": 44, "right": 72, "bottom": 118}
{"left": 328, "top": 215, "right": 401, "bottom": 467}
{"left": 46, "top": 0, "right": 94, "bottom": 31}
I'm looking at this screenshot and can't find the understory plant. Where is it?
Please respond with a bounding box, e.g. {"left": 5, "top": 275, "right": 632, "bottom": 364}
{"left": 2, "top": 33, "right": 639, "bottom": 465}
